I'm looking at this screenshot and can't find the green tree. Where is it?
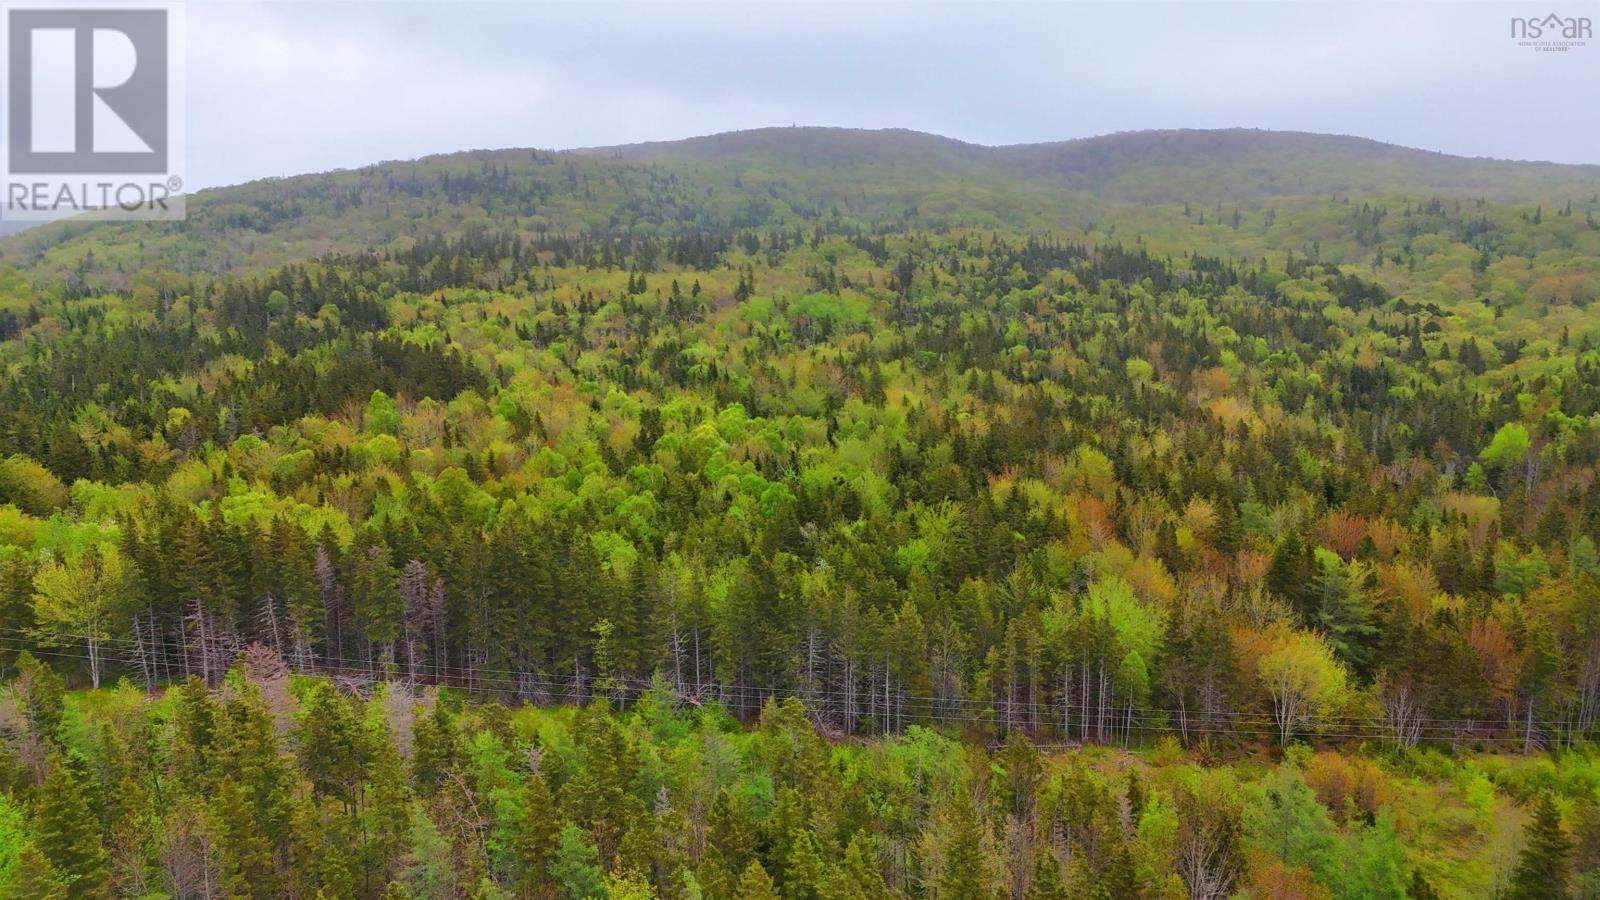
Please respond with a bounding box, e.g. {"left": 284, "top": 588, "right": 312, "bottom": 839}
{"left": 1025, "top": 850, "right": 1070, "bottom": 900}
{"left": 1509, "top": 794, "right": 1572, "bottom": 900}
{"left": 1480, "top": 423, "right": 1531, "bottom": 469}
{"left": 297, "top": 681, "right": 369, "bottom": 809}
{"left": 1258, "top": 625, "right": 1348, "bottom": 744}
{"left": 32, "top": 754, "right": 106, "bottom": 899}
{"left": 938, "top": 791, "right": 989, "bottom": 900}
{"left": 365, "top": 389, "right": 402, "bottom": 436}
{"left": 826, "top": 832, "right": 888, "bottom": 900}
{"left": 11, "top": 651, "right": 63, "bottom": 744}
{"left": 29, "top": 545, "right": 131, "bottom": 688}
{"left": 737, "top": 861, "right": 781, "bottom": 900}
{"left": 361, "top": 723, "right": 414, "bottom": 892}
{"left": 1309, "top": 550, "right": 1379, "bottom": 679}
{"left": 1342, "top": 811, "right": 1406, "bottom": 900}
{"left": 1244, "top": 764, "right": 1337, "bottom": 893}
{"left": 412, "top": 699, "right": 463, "bottom": 795}
{"left": 209, "top": 777, "right": 279, "bottom": 899}
{"left": 549, "top": 824, "right": 604, "bottom": 900}
{"left": 509, "top": 772, "right": 564, "bottom": 898}
{"left": 2, "top": 842, "right": 66, "bottom": 900}
{"left": 352, "top": 538, "right": 402, "bottom": 670}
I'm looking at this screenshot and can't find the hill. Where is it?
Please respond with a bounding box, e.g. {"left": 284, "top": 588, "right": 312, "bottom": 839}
{"left": 5, "top": 126, "right": 1600, "bottom": 288}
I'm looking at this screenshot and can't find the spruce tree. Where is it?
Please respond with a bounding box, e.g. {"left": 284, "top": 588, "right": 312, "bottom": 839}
{"left": 1025, "top": 850, "right": 1070, "bottom": 900}
{"left": 3, "top": 841, "right": 66, "bottom": 900}
{"left": 938, "top": 792, "right": 988, "bottom": 900}
{"left": 361, "top": 725, "right": 413, "bottom": 892}
{"left": 209, "top": 777, "right": 279, "bottom": 899}
{"left": 829, "top": 832, "right": 889, "bottom": 900}
{"left": 13, "top": 652, "right": 63, "bottom": 744}
{"left": 1510, "top": 794, "right": 1572, "bottom": 900}
{"left": 736, "top": 860, "right": 781, "bottom": 900}
{"left": 32, "top": 754, "right": 106, "bottom": 899}
{"left": 549, "top": 824, "right": 604, "bottom": 899}
{"left": 700, "top": 788, "right": 757, "bottom": 898}
{"left": 410, "top": 698, "right": 462, "bottom": 795}
{"left": 510, "top": 772, "right": 564, "bottom": 897}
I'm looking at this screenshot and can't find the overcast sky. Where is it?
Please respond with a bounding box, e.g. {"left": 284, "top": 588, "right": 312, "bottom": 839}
{"left": 184, "top": 0, "right": 1600, "bottom": 190}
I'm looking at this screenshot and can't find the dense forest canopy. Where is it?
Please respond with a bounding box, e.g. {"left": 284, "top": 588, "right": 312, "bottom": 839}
{"left": 2, "top": 127, "right": 1600, "bottom": 898}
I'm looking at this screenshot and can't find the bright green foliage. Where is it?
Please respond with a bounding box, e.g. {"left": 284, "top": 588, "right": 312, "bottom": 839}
{"left": 550, "top": 824, "right": 604, "bottom": 900}
{"left": 1480, "top": 422, "right": 1532, "bottom": 468}
{"left": 0, "top": 455, "right": 68, "bottom": 517}
{"left": 28, "top": 545, "right": 129, "bottom": 688}
{"left": 1244, "top": 765, "right": 1338, "bottom": 892}
{"left": 1342, "top": 811, "right": 1407, "bottom": 900}
{"left": 365, "top": 390, "right": 402, "bottom": 436}
{"left": 0, "top": 795, "right": 24, "bottom": 887}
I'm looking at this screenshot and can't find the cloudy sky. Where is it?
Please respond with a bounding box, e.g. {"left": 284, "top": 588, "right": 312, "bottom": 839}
{"left": 185, "top": 0, "right": 1600, "bottom": 190}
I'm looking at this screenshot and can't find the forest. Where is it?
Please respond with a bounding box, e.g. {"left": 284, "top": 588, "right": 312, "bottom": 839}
{"left": 2, "top": 127, "right": 1600, "bottom": 897}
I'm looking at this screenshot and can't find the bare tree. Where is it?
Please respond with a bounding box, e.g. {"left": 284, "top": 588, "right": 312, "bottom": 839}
{"left": 1173, "top": 787, "right": 1243, "bottom": 900}
{"left": 1380, "top": 674, "right": 1425, "bottom": 751}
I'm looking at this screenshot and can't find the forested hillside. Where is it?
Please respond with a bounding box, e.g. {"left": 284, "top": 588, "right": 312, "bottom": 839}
{"left": 2, "top": 128, "right": 1600, "bottom": 898}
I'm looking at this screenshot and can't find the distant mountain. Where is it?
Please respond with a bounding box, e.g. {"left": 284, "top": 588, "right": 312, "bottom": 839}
{"left": 991, "top": 129, "right": 1600, "bottom": 201}
{"left": 5, "top": 126, "right": 1599, "bottom": 286}
{"left": 591, "top": 126, "right": 1600, "bottom": 201}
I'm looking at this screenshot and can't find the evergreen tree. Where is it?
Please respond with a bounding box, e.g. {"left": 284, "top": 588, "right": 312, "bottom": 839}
{"left": 737, "top": 860, "right": 781, "bottom": 900}
{"left": 361, "top": 723, "right": 414, "bottom": 892}
{"left": 3, "top": 842, "right": 67, "bottom": 900}
{"left": 13, "top": 651, "right": 63, "bottom": 743}
{"left": 1025, "top": 851, "right": 1070, "bottom": 900}
{"left": 32, "top": 753, "right": 106, "bottom": 899}
{"left": 827, "top": 832, "right": 889, "bottom": 900}
{"left": 1510, "top": 794, "right": 1572, "bottom": 900}
{"left": 411, "top": 698, "right": 463, "bottom": 795}
{"left": 509, "top": 772, "right": 564, "bottom": 898}
{"left": 700, "top": 788, "right": 758, "bottom": 898}
{"left": 938, "top": 791, "right": 989, "bottom": 900}
{"left": 209, "top": 777, "right": 279, "bottom": 899}
{"left": 549, "top": 824, "right": 604, "bottom": 900}
{"left": 297, "top": 681, "right": 369, "bottom": 809}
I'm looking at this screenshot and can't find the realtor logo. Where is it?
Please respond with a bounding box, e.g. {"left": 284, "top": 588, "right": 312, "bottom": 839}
{"left": 2, "top": 2, "right": 184, "bottom": 220}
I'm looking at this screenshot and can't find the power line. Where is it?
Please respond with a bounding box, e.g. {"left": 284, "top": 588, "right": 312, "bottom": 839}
{"left": 0, "top": 632, "right": 1559, "bottom": 749}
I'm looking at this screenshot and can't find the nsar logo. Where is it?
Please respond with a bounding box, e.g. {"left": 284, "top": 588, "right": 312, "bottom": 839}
{"left": 1510, "top": 12, "right": 1592, "bottom": 52}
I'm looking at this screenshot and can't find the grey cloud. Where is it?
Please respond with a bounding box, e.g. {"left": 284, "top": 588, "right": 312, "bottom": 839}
{"left": 183, "top": 0, "right": 1600, "bottom": 190}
